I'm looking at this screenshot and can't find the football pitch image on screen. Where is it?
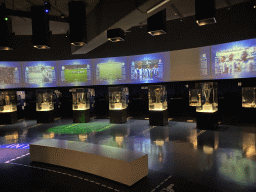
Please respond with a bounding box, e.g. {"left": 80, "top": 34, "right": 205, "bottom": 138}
{"left": 26, "top": 66, "right": 54, "bottom": 86}
{"left": 97, "top": 61, "right": 124, "bottom": 81}
{"left": 63, "top": 65, "right": 88, "bottom": 83}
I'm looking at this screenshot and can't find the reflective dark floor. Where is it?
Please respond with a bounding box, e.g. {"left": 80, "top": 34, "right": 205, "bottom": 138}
{"left": 0, "top": 118, "right": 256, "bottom": 192}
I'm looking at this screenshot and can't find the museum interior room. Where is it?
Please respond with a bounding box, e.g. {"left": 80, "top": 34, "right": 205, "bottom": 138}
{"left": 1, "top": 0, "right": 256, "bottom": 191}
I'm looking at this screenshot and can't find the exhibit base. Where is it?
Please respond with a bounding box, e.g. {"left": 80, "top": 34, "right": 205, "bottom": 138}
{"left": 0, "top": 111, "right": 18, "bottom": 124}
{"left": 37, "top": 110, "right": 55, "bottom": 123}
{"left": 109, "top": 109, "right": 127, "bottom": 124}
{"left": 73, "top": 109, "right": 90, "bottom": 123}
{"left": 196, "top": 111, "right": 218, "bottom": 130}
{"left": 149, "top": 109, "right": 168, "bottom": 126}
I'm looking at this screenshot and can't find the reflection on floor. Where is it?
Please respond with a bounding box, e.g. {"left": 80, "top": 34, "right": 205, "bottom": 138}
{"left": 0, "top": 118, "right": 256, "bottom": 192}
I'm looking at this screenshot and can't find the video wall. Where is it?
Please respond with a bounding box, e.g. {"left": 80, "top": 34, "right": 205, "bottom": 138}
{"left": 129, "top": 52, "right": 170, "bottom": 84}
{"left": 2, "top": 37, "right": 256, "bottom": 89}
{"left": 0, "top": 62, "right": 22, "bottom": 89}
{"left": 212, "top": 38, "right": 256, "bottom": 79}
{"left": 94, "top": 57, "right": 127, "bottom": 85}
{"left": 22, "top": 61, "right": 58, "bottom": 88}
{"left": 58, "top": 59, "right": 92, "bottom": 86}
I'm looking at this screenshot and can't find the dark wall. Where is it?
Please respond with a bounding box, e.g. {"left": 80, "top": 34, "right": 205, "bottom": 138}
{"left": 0, "top": 34, "right": 71, "bottom": 61}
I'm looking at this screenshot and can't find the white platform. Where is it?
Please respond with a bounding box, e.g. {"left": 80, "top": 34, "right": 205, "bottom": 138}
{"left": 30, "top": 139, "right": 148, "bottom": 186}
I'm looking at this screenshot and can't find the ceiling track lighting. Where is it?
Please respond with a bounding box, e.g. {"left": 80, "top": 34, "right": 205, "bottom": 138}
{"left": 147, "top": 9, "right": 167, "bottom": 36}
{"left": 32, "top": 6, "right": 51, "bottom": 49}
{"left": 0, "top": 3, "right": 14, "bottom": 50}
{"left": 146, "top": 0, "right": 170, "bottom": 14}
{"left": 107, "top": 28, "right": 125, "bottom": 42}
{"left": 195, "top": 0, "right": 216, "bottom": 26}
{"left": 68, "top": 1, "right": 87, "bottom": 46}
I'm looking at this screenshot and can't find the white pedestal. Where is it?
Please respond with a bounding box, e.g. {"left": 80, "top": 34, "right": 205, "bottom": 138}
{"left": 41, "top": 102, "right": 49, "bottom": 110}
{"left": 4, "top": 105, "right": 12, "bottom": 112}
{"left": 30, "top": 139, "right": 148, "bottom": 186}
{"left": 203, "top": 104, "right": 212, "bottom": 111}
{"left": 154, "top": 103, "right": 163, "bottom": 110}
{"left": 114, "top": 103, "right": 122, "bottom": 109}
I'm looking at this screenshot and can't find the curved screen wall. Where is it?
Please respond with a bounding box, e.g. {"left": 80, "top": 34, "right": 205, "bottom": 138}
{"left": 1, "top": 37, "right": 256, "bottom": 89}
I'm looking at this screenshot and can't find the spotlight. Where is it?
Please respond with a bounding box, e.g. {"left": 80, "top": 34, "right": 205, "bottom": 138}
{"left": 44, "top": 0, "right": 51, "bottom": 13}
{"left": 32, "top": 6, "right": 51, "bottom": 49}
{"left": 68, "top": 1, "right": 87, "bottom": 46}
{"left": 60, "top": 14, "right": 65, "bottom": 19}
{"left": 107, "top": 28, "right": 125, "bottom": 42}
{"left": 0, "top": 3, "right": 14, "bottom": 50}
{"left": 195, "top": 0, "right": 216, "bottom": 26}
{"left": 147, "top": 9, "right": 166, "bottom": 36}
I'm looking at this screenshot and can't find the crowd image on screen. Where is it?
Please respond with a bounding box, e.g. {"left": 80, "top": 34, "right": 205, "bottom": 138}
{"left": 0, "top": 67, "right": 16, "bottom": 84}
{"left": 132, "top": 59, "right": 160, "bottom": 81}
{"left": 215, "top": 47, "right": 256, "bottom": 75}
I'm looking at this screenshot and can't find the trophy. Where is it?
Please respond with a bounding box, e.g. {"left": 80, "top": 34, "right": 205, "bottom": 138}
{"left": 203, "top": 84, "right": 212, "bottom": 105}
{"left": 155, "top": 88, "right": 161, "bottom": 103}
{"left": 115, "top": 92, "right": 121, "bottom": 103}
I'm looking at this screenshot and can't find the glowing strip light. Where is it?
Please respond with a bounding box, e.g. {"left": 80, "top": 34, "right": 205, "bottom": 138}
{"left": 146, "top": 0, "right": 170, "bottom": 14}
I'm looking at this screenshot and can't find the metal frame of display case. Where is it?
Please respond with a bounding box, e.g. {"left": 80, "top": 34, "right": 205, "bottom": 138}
{"left": 108, "top": 86, "right": 129, "bottom": 124}
{"left": 0, "top": 90, "right": 18, "bottom": 124}
{"left": 36, "top": 89, "right": 54, "bottom": 123}
{"left": 195, "top": 82, "right": 218, "bottom": 130}
{"left": 72, "top": 88, "right": 90, "bottom": 123}
{"left": 148, "top": 85, "right": 168, "bottom": 126}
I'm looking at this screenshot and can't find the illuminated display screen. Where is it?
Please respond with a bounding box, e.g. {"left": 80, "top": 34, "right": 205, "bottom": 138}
{"left": 22, "top": 61, "right": 58, "bottom": 88}
{"left": 0, "top": 62, "right": 22, "bottom": 89}
{"left": 212, "top": 38, "right": 256, "bottom": 79}
{"left": 170, "top": 47, "right": 211, "bottom": 81}
{"left": 200, "top": 46, "right": 211, "bottom": 79}
{"left": 58, "top": 59, "right": 92, "bottom": 86}
{"left": 0, "top": 143, "right": 30, "bottom": 149}
{"left": 130, "top": 52, "right": 166, "bottom": 83}
{"left": 95, "top": 57, "right": 127, "bottom": 85}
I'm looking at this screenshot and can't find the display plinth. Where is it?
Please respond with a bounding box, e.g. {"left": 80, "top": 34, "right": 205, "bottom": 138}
{"left": 73, "top": 109, "right": 90, "bottom": 123}
{"left": 37, "top": 110, "right": 55, "bottom": 123}
{"left": 0, "top": 111, "right": 18, "bottom": 124}
{"left": 109, "top": 108, "right": 127, "bottom": 124}
{"left": 149, "top": 109, "right": 168, "bottom": 126}
{"left": 196, "top": 111, "right": 218, "bottom": 130}
{"left": 241, "top": 108, "right": 256, "bottom": 124}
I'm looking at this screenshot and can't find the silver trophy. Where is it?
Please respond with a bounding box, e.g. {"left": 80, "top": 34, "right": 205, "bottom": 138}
{"left": 154, "top": 88, "right": 161, "bottom": 103}
{"left": 203, "top": 84, "right": 212, "bottom": 105}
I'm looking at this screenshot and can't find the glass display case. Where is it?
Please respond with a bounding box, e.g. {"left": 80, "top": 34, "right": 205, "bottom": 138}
{"left": 195, "top": 82, "right": 218, "bottom": 113}
{"left": 0, "top": 91, "right": 17, "bottom": 113}
{"left": 242, "top": 87, "right": 256, "bottom": 108}
{"left": 36, "top": 89, "right": 54, "bottom": 111}
{"left": 148, "top": 85, "right": 167, "bottom": 111}
{"left": 72, "top": 88, "right": 90, "bottom": 110}
{"left": 109, "top": 87, "right": 129, "bottom": 110}
{"left": 189, "top": 89, "right": 201, "bottom": 107}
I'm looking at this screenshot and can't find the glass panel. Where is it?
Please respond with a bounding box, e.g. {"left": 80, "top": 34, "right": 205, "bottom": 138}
{"left": 195, "top": 82, "right": 218, "bottom": 113}
{"left": 0, "top": 90, "right": 17, "bottom": 113}
{"left": 148, "top": 85, "right": 167, "bottom": 111}
{"left": 72, "top": 88, "right": 90, "bottom": 110}
{"left": 109, "top": 86, "right": 129, "bottom": 110}
{"left": 189, "top": 89, "right": 201, "bottom": 106}
{"left": 242, "top": 87, "right": 256, "bottom": 108}
{"left": 36, "top": 89, "right": 54, "bottom": 111}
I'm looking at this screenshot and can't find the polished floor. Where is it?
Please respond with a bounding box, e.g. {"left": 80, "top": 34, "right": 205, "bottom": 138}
{"left": 0, "top": 118, "right": 256, "bottom": 192}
